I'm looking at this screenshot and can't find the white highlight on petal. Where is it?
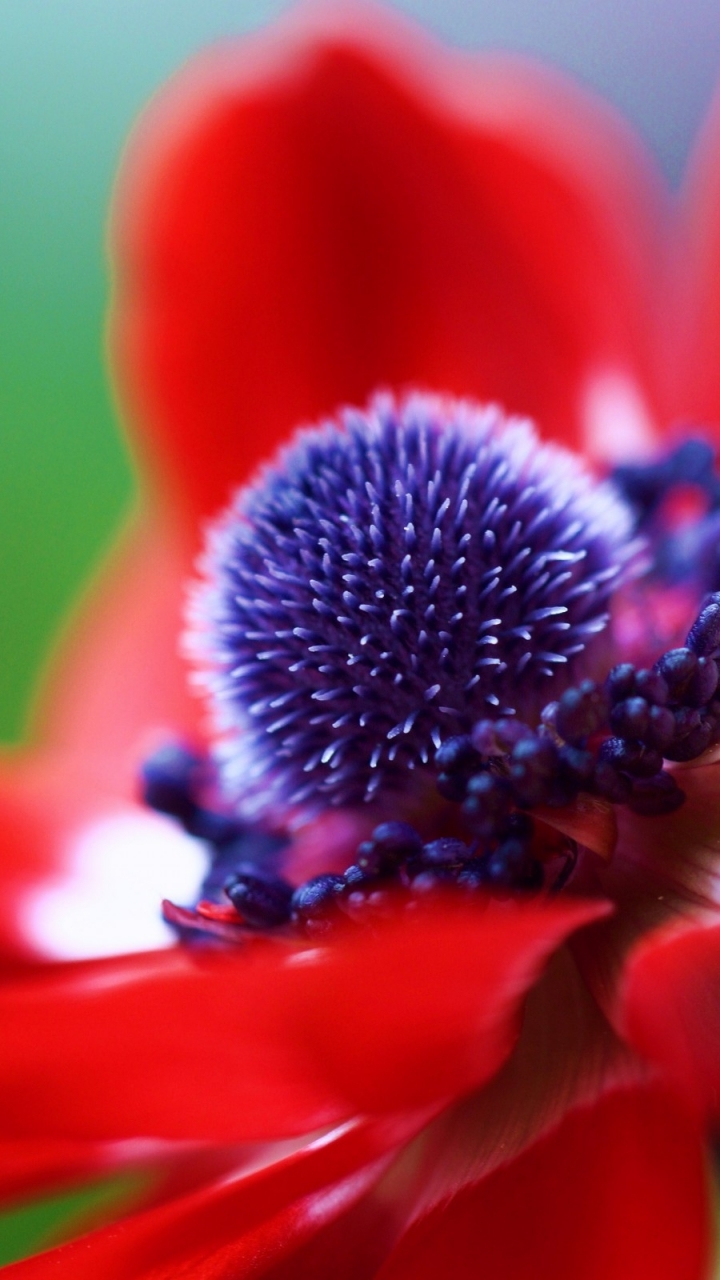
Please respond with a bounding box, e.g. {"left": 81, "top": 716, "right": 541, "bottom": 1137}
{"left": 582, "top": 369, "right": 657, "bottom": 463}
{"left": 23, "top": 810, "right": 208, "bottom": 961}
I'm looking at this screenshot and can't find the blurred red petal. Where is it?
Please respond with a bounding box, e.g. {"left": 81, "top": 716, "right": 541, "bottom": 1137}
{"left": 111, "top": 5, "right": 668, "bottom": 526}
{"left": 31, "top": 512, "right": 199, "bottom": 760}
{"left": 0, "top": 1114, "right": 422, "bottom": 1280}
{"left": 620, "top": 917, "right": 720, "bottom": 1121}
{"left": 0, "top": 898, "right": 608, "bottom": 1142}
{"left": 376, "top": 1083, "right": 711, "bottom": 1280}
{"left": 0, "top": 1141, "right": 116, "bottom": 1203}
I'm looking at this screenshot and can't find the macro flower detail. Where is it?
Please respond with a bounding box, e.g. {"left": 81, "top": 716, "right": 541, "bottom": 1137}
{"left": 3, "top": 8, "right": 720, "bottom": 1278}
{"left": 192, "top": 393, "right": 635, "bottom": 816}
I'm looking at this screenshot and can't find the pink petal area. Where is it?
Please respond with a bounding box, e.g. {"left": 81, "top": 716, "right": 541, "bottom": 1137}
{"left": 620, "top": 917, "right": 720, "bottom": 1121}
{"left": 0, "top": 898, "right": 609, "bottom": 1143}
{"left": 111, "top": 3, "right": 669, "bottom": 528}
{"left": 375, "top": 1083, "right": 710, "bottom": 1280}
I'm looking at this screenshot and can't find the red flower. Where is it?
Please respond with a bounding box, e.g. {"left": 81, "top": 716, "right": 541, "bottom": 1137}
{"left": 1, "top": 6, "right": 720, "bottom": 1276}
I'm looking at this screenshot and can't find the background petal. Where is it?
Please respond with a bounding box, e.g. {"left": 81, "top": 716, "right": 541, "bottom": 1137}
{"left": 111, "top": 4, "right": 669, "bottom": 527}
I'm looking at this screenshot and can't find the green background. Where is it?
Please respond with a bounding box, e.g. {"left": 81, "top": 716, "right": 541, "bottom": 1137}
{"left": 1, "top": 0, "right": 720, "bottom": 1267}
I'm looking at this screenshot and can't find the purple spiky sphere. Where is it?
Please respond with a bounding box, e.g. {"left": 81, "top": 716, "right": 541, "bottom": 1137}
{"left": 189, "top": 395, "right": 636, "bottom": 818}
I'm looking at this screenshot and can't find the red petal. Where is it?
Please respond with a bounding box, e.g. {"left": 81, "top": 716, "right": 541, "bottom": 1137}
{"left": 620, "top": 917, "right": 720, "bottom": 1120}
{"left": 0, "top": 751, "right": 208, "bottom": 966}
{"left": 0, "top": 1141, "right": 114, "bottom": 1203}
{"left": 0, "top": 1114, "right": 422, "bottom": 1279}
{"left": 0, "top": 898, "right": 608, "bottom": 1141}
{"left": 571, "top": 755, "right": 720, "bottom": 1017}
{"left": 111, "top": 7, "right": 668, "bottom": 524}
{"left": 391, "top": 944, "right": 641, "bottom": 1219}
{"left": 31, "top": 511, "right": 200, "bottom": 759}
{"left": 376, "top": 1083, "right": 711, "bottom": 1280}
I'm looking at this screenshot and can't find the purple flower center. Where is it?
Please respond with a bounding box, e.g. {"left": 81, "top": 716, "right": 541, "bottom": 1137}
{"left": 189, "top": 395, "right": 637, "bottom": 817}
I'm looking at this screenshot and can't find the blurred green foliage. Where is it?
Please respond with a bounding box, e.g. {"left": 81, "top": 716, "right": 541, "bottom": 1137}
{"left": 0, "top": 1171, "right": 145, "bottom": 1267}
{"left": 0, "top": 0, "right": 286, "bottom": 744}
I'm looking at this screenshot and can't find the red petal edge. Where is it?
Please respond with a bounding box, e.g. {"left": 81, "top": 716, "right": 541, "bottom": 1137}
{"left": 0, "top": 897, "right": 609, "bottom": 1142}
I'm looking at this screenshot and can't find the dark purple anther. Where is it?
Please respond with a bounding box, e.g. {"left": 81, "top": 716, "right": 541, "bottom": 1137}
{"left": 554, "top": 680, "right": 609, "bottom": 744}
{"left": 686, "top": 594, "right": 720, "bottom": 656}
{"left": 471, "top": 719, "right": 533, "bottom": 757}
{"left": 685, "top": 657, "right": 719, "bottom": 707}
{"left": 462, "top": 772, "right": 513, "bottom": 835}
{"left": 290, "top": 874, "right": 346, "bottom": 923}
{"left": 644, "top": 704, "right": 677, "bottom": 752}
{"left": 457, "top": 863, "right": 488, "bottom": 892}
{"left": 357, "top": 822, "right": 423, "bottom": 875}
{"left": 558, "top": 744, "right": 596, "bottom": 786}
{"left": 654, "top": 649, "right": 699, "bottom": 702}
{"left": 500, "top": 811, "right": 535, "bottom": 842}
{"left": 225, "top": 870, "right": 294, "bottom": 929}
{"left": 483, "top": 840, "right": 544, "bottom": 894}
{"left": 342, "top": 864, "right": 371, "bottom": 890}
{"left": 140, "top": 742, "right": 202, "bottom": 827}
{"left": 186, "top": 808, "right": 241, "bottom": 846}
{"left": 410, "top": 869, "right": 457, "bottom": 894}
{"left": 634, "top": 669, "right": 669, "bottom": 706}
{"left": 598, "top": 737, "right": 662, "bottom": 779}
{"left": 508, "top": 736, "right": 559, "bottom": 807}
{"left": 435, "top": 735, "right": 481, "bottom": 775}
{"left": 593, "top": 759, "right": 633, "bottom": 803}
{"left": 664, "top": 719, "right": 714, "bottom": 761}
{"left": 610, "top": 697, "right": 650, "bottom": 740}
{"left": 606, "top": 664, "right": 637, "bottom": 704}
{"left": 627, "top": 772, "right": 685, "bottom": 816}
{"left": 435, "top": 735, "right": 482, "bottom": 801}
{"left": 420, "top": 837, "right": 472, "bottom": 868}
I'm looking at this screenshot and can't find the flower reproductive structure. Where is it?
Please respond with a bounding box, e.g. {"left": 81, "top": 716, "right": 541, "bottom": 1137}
{"left": 143, "top": 394, "right": 720, "bottom": 939}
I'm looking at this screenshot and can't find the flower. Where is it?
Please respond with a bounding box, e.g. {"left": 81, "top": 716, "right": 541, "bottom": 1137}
{"left": 1, "top": 5, "right": 720, "bottom": 1276}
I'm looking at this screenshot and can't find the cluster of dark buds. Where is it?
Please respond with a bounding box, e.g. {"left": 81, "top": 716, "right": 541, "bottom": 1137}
{"left": 224, "top": 813, "right": 548, "bottom": 937}
{"left": 145, "top": 592, "right": 720, "bottom": 941}
{"left": 143, "top": 750, "right": 550, "bottom": 939}
{"left": 437, "top": 593, "right": 720, "bottom": 842}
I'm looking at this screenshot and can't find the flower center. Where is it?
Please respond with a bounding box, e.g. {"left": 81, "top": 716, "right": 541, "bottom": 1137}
{"left": 148, "top": 407, "right": 720, "bottom": 940}
{"left": 189, "top": 394, "right": 636, "bottom": 819}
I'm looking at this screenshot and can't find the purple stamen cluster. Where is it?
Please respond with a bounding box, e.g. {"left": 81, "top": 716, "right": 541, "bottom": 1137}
{"left": 436, "top": 592, "right": 720, "bottom": 830}
{"left": 190, "top": 395, "right": 636, "bottom": 818}
{"left": 149, "top": 589, "right": 720, "bottom": 941}
{"left": 216, "top": 817, "right": 547, "bottom": 937}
